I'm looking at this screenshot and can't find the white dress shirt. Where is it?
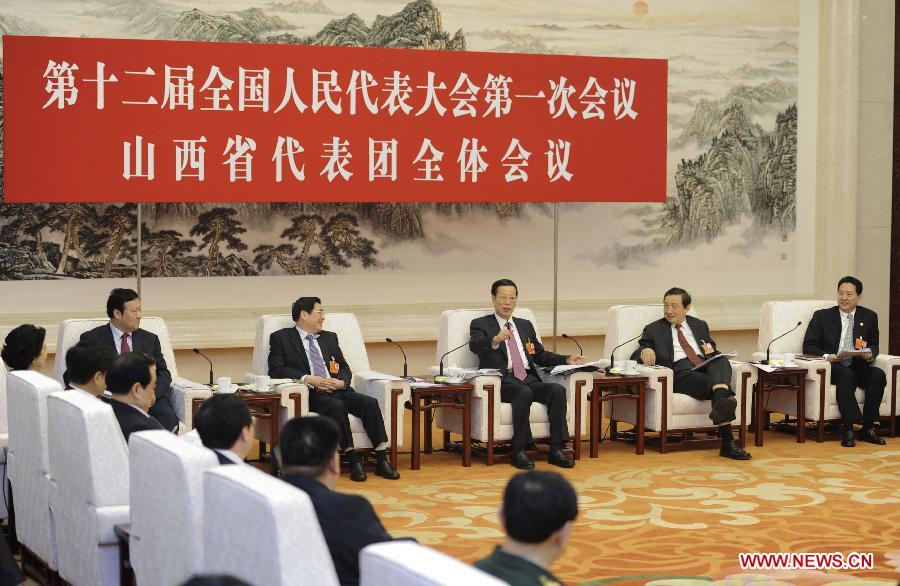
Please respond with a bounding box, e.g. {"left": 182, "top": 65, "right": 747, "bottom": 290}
{"left": 838, "top": 309, "right": 855, "bottom": 350}
{"left": 213, "top": 448, "right": 246, "bottom": 465}
{"left": 671, "top": 320, "right": 702, "bottom": 362}
{"left": 493, "top": 314, "right": 531, "bottom": 371}
{"left": 68, "top": 384, "right": 99, "bottom": 400}
{"left": 109, "top": 323, "right": 132, "bottom": 355}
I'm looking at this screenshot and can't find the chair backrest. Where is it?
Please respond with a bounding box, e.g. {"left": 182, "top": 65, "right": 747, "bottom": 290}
{"left": 203, "top": 466, "right": 340, "bottom": 586}
{"left": 6, "top": 370, "right": 62, "bottom": 566}
{"left": 54, "top": 317, "right": 180, "bottom": 383}
{"left": 436, "top": 308, "right": 539, "bottom": 369}
{"left": 0, "top": 361, "right": 8, "bottom": 436}
{"left": 129, "top": 430, "right": 218, "bottom": 586}
{"left": 757, "top": 300, "right": 834, "bottom": 354}
{"left": 253, "top": 313, "right": 371, "bottom": 376}
{"left": 604, "top": 304, "right": 699, "bottom": 358}
{"left": 47, "top": 391, "right": 129, "bottom": 585}
{"left": 360, "top": 541, "right": 507, "bottom": 586}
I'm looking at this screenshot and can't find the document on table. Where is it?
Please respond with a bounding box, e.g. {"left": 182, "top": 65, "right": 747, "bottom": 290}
{"left": 690, "top": 351, "right": 739, "bottom": 371}
{"left": 545, "top": 361, "right": 603, "bottom": 375}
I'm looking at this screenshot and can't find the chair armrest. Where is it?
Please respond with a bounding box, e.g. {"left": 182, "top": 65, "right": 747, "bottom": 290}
{"left": 170, "top": 377, "right": 213, "bottom": 429}
{"left": 354, "top": 371, "right": 410, "bottom": 403}
{"left": 94, "top": 504, "right": 130, "bottom": 545}
{"left": 274, "top": 382, "right": 309, "bottom": 418}
{"left": 874, "top": 353, "right": 900, "bottom": 371}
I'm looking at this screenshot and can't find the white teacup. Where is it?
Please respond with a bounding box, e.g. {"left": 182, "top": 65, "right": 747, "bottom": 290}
{"left": 783, "top": 353, "right": 796, "bottom": 367}
{"left": 256, "top": 375, "right": 270, "bottom": 392}
{"left": 217, "top": 376, "right": 234, "bottom": 393}
{"left": 447, "top": 366, "right": 464, "bottom": 383}
{"left": 624, "top": 359, "right": 638, "bottom": 374}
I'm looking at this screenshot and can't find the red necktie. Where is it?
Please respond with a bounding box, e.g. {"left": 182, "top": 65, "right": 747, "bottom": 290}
{"left": 120, "top": 334, "right": 131, "bottom": 354}
{"left": 675, "top": 324, "right": 701, "bottom": 366}
{"left": 506, "top": 322, "right": 527, "bottom": 381}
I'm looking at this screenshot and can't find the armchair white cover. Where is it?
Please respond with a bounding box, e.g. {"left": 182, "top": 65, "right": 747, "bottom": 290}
{"left": 6, "top": 370, "right": 61, "bottom": 570}
{"left": 203, "top": 465, "right": 339, "bottom": 586}
{"left": 47, "top": 391, "right": 130, "bottom": 586}
{"left": 434, "top": 308, "right": 592, "bottom": 465}
{"left": 252, "top": 313, "right": 410, "bottom": 464}
{"left": 0, "top": 363, "right": 10, "bottom": 520}
{"left": 53, "top": 317, "right": 212, "bottom": 429}
{"left": 129, "top": 430, "right": 218, "bottom": 586}
{"left": 360, "top": 542, "right": 507, "bottom": 586}
{"left": 603, "top": 305, "right": 757, "bottom": 453}
{"left": 752, "top": 300, "right": 897, "bottom": 439}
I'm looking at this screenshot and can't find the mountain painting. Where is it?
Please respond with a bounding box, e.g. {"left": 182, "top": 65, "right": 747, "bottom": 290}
{"left": 0, "top": 0, "right": 802, "bottom": 299}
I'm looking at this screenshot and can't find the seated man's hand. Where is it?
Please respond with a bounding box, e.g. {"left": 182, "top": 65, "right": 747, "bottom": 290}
{"left": 641, "top": 348, "right": 656, "bottom": 366}
{"left": 566, "top": 355, "right": 585, "bottom": 365}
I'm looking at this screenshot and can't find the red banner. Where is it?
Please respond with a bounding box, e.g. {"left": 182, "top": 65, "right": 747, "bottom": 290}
{"left": 3, "top": 35, "right": 667, "bottom": 203}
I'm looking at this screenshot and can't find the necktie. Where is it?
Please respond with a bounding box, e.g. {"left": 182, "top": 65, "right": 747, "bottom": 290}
{"left": 306, "top": 334, "right": 330, "bottom": 378}
{"left": 675, "top": 324, "right": 701, "bottom": 366}
{"left": 839, "top": 314, "right": 853, "bottom": 366}
{"left": 120, "top": 333, "right": 131, "bottom": 354}
{"left": 506, "top": 322, "right": 527, "bottom": 381}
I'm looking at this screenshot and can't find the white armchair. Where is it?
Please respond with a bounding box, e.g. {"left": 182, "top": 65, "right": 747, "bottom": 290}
{"left": 129, "top": 430, "right": 218, "bottom": 586}
{"left": 203, "top": 465, "right": 339, "bottom": 586}
{"left": 47, "top": 390, "right": 130, "bottom": 586}
{"left": 6, "top": 370, "right": 60, "bottom": 577}
{"left": 53, "top": 317, "right": 212, "bottom": 430}
{"left": 0, "top": 363, "right": 10, "bottom": 522}
{"left": 604, "top": 305, "right": 756, "bottom": 453}
{"left": 251, "top": 313, "right": 410, "bottom": 466}
{"left": 434, "top": 308, "right": 592, "bottom": 465}
{"left": 752, "top": 300, "right": 897, "bottom": 440}
{"left": 360, "top": 542, "right": 507, "bottom": 586}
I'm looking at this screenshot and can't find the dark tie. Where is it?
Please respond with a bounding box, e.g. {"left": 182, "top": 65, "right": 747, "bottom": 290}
{"left": 120, "top": 334, "right": 131, "bottom": 354}
{"left": 506, "top": 322, "right": 527, "bottom": 381}
{"left": 306, "top": 334, "right": 330, "bottom": 378}
{"left": 675, "top": 324, "right": 701, "bottom": 366}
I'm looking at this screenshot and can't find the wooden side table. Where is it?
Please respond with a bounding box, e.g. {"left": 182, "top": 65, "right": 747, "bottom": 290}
{"left": 410, "top": 381, "right": 473, "bottom": 470}
{"left": 114, "top": 523, "right": 135, "bottom": 586}
{"left": 591, "top": 374, "right": 647, "bottom": 457}
{"left": 753, "top": 366, "right": 808, "bottom": 446}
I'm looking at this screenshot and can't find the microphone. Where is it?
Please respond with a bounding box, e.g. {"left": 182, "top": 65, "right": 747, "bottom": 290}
{"left": 561, "top": 333, "right": 583, "bottom": 355}
{"left": 192, "top": 348, "right": 214, "bottom": 386}
{"left": 762, "top": 321, "right": 802, "bottom": 364}
{"left": 439, "top": 335, "right": 475, "bottom": 377}
{"left": 605, "top": 333, "right": 643, "bottom": 374}
{"left": 385, "top": 337, "right": 409, "bottom": 378}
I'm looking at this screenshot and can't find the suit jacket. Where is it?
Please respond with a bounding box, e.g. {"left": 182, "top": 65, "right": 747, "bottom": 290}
{"left": 631, "top": 316, "right": 716, "bottom": 371}
{"left": 469, "top": 314, "right": 567, "bottom": 379}
{"left": 268, "top": 328, "right": 353, "bottom": 389}
{"left": 109, "top": 399, "right": 164, "bottom": 442}
{"left": 214, "top": 450, "right": 235, "bottom": 465}
{"left": 802, "top": 305, "right": 880, "bottom": 361}
{"left": 80, "top": 324, "right": 173, "bottom": 401}
{"left": 283, "top": 475, "right": 392, "bottom": 586}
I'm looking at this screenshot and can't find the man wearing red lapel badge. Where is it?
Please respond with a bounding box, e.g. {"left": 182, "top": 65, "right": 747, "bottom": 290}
{"left": 268, "top": 296, "right": 399, "bottom": 481}
{"left": 803, "top": 276, "right": 887, "bottom": 447}
{"left": 469, "top": 279, "right": 584, "bottom": 470}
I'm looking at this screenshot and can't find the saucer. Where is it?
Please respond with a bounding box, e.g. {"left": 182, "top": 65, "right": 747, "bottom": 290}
{"left": 622, "top": 370, "right": 640, "bottom": 376}
{"left": 214, "top": 383, "right": 239, "bottom": 394}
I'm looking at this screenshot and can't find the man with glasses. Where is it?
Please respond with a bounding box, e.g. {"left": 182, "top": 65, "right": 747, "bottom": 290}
{"left": 268, "top": 296, "right": 398, "bottom": 482}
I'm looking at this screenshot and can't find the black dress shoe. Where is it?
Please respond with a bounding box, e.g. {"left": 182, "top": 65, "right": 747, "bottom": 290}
{"left": 859, "top": 427, "right": 886, "bottom": 445}
{"left": 841, "top": 429, "right": 856, "bottom": 447}
{"left": 510, "top": 450, "right": 535, "bottom": 470}
{"left": 719, "top": 438, "right": 752, "bottom": 460}
{"left": 709, "top": 397, "right": 737, "bottom": 426}
{"left": 548, "top": 450, "right": 575, "bottom": 468}
{"left": 349, "top": 459, "right": 367, "bottom": 482}
{"left": 375, "top": 456, "right": 400, "bottom": 479}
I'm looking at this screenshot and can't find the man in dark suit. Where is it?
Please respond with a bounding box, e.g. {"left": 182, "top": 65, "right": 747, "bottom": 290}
{"left": 268, "top": 296, "right": 398, "bottom": 482}
{"left": 802, "top": 276, "right": 887, "bottom": 447}
{"left": 79, "top": 288, "right": 178, "bottom": 431}
{"left": 65, "top": 339, "right": 116, "bottom": 399}
{"left": 280, "top": 416, "right": 394, "bottom": 586}
{"left": 194, "top": 394, "right": 253, "bottom": 465}
{"left": 469, "top": 279, "right": 584, "bottom": 470}
{"left": 631, "top": 287, "right": 751, "bottom": 460}
{"left": 107, "top": 352, "right": 165, "bottom": 442}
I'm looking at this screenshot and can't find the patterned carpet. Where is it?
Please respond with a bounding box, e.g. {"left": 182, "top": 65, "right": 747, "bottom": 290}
{"left": 344, "top": 430, "right": 900, "bottom": 585}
